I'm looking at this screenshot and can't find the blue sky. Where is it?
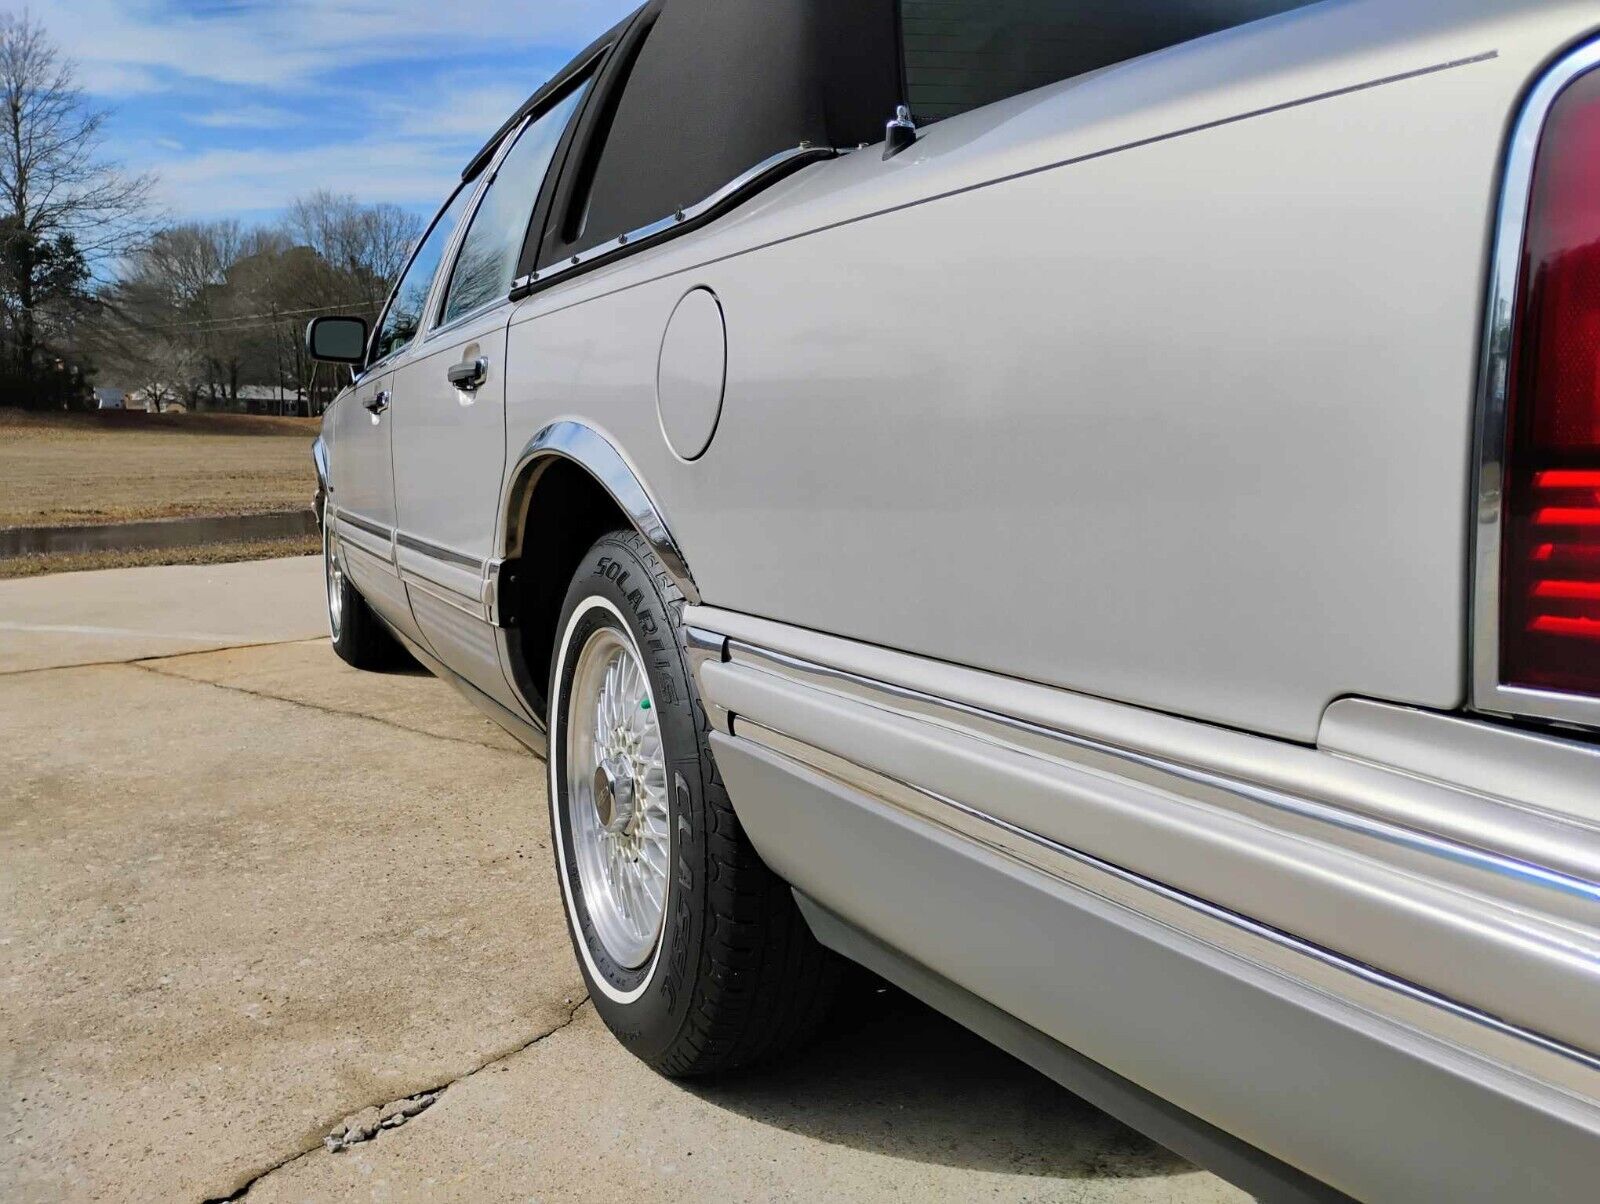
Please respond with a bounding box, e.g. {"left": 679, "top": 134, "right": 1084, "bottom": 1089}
{"left": 33, "top": 0, "right": 637, "bottom": 226}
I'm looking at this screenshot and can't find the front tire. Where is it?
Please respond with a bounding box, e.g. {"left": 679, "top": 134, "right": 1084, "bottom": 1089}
{"left": 324, "top": 513, "right": 404, "bottom": 670}
{"left": 548, "top": 529, "right": 839, "bottom": 1075}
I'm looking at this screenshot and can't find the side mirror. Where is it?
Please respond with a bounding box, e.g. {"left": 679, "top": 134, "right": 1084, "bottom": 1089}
{"left": 306, "top": 315, "right": 369, "bottom": 365}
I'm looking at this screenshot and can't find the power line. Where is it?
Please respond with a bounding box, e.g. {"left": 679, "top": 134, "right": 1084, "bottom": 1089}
{"left": 121, "top": 298, "right": 382, "bottom": 334}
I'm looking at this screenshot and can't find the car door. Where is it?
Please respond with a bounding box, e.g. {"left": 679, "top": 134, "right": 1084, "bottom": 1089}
{"left": 327, "top": 366, "right": 413, "bottom": 637}
{"left": 389, "top": 78, "right": 591, "bottom": 709}
{"left": 332, "top": 180, "right": 477, "bottom": 649}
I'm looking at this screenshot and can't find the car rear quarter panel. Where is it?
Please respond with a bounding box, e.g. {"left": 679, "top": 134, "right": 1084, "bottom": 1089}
{"left": 504, "top": 0, "right": 1600, "bottom": 741}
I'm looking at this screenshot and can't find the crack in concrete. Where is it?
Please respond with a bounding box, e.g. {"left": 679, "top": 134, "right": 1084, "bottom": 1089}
{"left": 0, "top": 637, "right": 315, "bottom": 678}
{"left": 201, "top": 996, "right": 590, "bottom": 1202}
{"left": 128, "top": 660, "right": 530, "bottom": 756}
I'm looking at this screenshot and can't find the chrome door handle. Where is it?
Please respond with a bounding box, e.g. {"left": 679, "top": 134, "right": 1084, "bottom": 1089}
{"left": 364, "top": 389, "right": 390, "bottom": 416}
{"left": 448, "top": 356, "right": 489, "bottom": 392}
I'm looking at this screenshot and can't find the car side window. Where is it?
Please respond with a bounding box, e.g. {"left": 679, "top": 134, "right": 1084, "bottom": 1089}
{"left": 372, "top": 184, "right": 473, "bottom": 364}
{"left": 899, "top": 0, "right": 1319, "bottom": 123}
{"left": 439, "top": 80, "right": 590, "bottom": 326}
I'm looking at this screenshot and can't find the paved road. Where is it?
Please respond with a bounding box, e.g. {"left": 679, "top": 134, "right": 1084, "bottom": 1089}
{"left": 0, "top": 557, "right": 1246, "bottom": 1203}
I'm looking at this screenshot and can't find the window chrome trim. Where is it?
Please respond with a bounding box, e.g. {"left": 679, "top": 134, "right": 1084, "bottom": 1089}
{"left": 363, "top": 173, "right": 488, "bottom": 374}
{"left": 424, "top": 112, "right": 529, "bottom": 340}
{"left": 1471, "top": 36, "right": 1600, "bottom": 732}
{"left": 429, "top": 69, "right": 597, "bottom": 341}
{"left": 510, "top": 143, "right": 839, "bottom": 299}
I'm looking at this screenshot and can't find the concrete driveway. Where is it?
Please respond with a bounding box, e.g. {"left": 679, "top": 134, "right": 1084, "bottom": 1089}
{"left": 1, "top": 557, "right": 1245, "bottom": 1203}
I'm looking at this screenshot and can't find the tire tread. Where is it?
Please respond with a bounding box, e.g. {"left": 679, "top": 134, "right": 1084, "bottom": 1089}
{"left": 595, "top": 529, "right": 839, "bottom": 1077}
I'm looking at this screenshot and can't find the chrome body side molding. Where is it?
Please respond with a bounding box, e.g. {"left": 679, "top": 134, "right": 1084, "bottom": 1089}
{"left": 1320, "top": 697, "right": 1600, "bottom": 823}
{"left": 1471, "top": 35, "right": 1600, "bottom": 731}
{"left": 738, "top": 717, "right": 1600, "bottom": 1079}
{"left": 331, "top": 507, "right": 391, "bottom": 543}
{"left": 710, "top": 729, "right": 1600, "bottom": 1204}
{"left": 395, "top": 531, "right": 485, "bottom": 574}
{"left": 330, "top": 506, "right": 395, "bottom": 568}
{"left": 683, "top": 626, "right": 731, "bottom": 733}
{"left": 685, "top": 606, "right": 1600, "bottom": 1086}
{"left": 502, "top": 420, "right": 700, "bottom": 604}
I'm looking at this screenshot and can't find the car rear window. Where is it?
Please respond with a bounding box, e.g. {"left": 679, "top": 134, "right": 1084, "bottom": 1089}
{"left": 899, "top": 0, "right": 1320, "bottom": 123}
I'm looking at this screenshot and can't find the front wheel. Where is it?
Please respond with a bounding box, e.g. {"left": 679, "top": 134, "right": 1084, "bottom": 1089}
{"left": 324, "top": 512, "right": 404, "bottom": 670}
{"left": 548, "top": 529, "right": 839, "bottom": 1075}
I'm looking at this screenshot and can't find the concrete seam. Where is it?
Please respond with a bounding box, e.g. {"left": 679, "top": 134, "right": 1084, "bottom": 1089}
{"left": 127, "top": 659, "right": 526, "bottom": 755}
{"left": 0, "top": 637, "right": 314, "bottom": 678}
{"left": 201, "top": 996, "right": 592, "bottom": 1202}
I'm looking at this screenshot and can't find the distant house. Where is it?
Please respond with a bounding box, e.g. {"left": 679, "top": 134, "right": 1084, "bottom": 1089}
{"left": 235, "top": 385, "right": 307, "bottom": 412}
{"left": 125, "top": 388, "right": 186, "bottom": 414}
{"left": 118, "top": 384, "right": 305, "bottom": 414}
{"left": 94, "top": 387, "right": 125, "bottom": 410}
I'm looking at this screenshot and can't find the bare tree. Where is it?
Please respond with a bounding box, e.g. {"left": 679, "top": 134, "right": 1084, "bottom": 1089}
{"left": 0, "top": 10, "right": 152, "bottom": 398}
{"left": 286, "top": 190, "right": 420, "bottom": 314}
{"left": 89, "top": 192, "right": 419, "bottom": 414}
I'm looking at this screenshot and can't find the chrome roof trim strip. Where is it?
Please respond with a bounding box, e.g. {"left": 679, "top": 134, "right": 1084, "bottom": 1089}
{"left": 509, "top": 143, "right": 839, "bottom": 299}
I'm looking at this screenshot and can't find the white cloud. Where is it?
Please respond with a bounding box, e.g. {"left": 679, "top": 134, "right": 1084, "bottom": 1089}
{"left": 391, "top": 83, "right": 534, "bottom": 139}
{"left": 188, "top": 104, "right": 299, "bottom": 130}
{"left": 79, "top": 60, "right": 165, "bottom": 96}
{"left": 31, "top": 0, "right": 637, "bottom": 221}
{"left": 149, "top": 136, "right": 466, "bottom": 216}
{"left": 35, "top": 0, "right": 637, "bottom": 92}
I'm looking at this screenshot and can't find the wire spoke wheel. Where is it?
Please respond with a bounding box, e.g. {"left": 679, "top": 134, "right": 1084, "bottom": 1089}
{"left": 564, "top": 623, "right": 670, "bottom": 969}
{"left": 324, "top": 523, "right": 344, "bottom": 641}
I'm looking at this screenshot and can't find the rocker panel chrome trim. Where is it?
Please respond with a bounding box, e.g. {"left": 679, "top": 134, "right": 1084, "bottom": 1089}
{"left": 728, "top": 641, "right": 1600, "bottom": 910}
{"left": 735, "top": 717, "right": 1600, "bottom": 1085}
{"left": 332, "top": 507, "right": 392, "bottom": 543}
{"left": 388, "top": 616, "right": 547, "bottom": 759}
{"left": 685, "top": 607, "right": 1600, "bottom": 890}
{"left": 395, "top": 530, "right": 486, "bottom": 573}
{"left": 685, "top": 618, "right": 1600, "bottom": 1094}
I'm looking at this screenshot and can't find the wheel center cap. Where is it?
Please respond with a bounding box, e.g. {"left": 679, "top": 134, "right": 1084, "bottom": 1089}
{"left": 592, "top": 754, "right": 636, "bottom": 833}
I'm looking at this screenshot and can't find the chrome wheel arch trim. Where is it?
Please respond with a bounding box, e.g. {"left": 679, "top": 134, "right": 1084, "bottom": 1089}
{"left": 501, "top": 419, "right": 700, "bottom": 604}
{"left": 311, "top": 433, "right": 330, "bottom": 494}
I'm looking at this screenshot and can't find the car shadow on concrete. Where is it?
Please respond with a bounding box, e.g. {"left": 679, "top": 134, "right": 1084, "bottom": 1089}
{"left": 687, "top": 983, "right": 1193, "bottom": 1181}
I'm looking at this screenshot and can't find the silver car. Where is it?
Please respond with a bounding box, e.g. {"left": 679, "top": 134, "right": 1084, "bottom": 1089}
{"left": 307, "top": 2, "right": 1600, "bottom": 1198}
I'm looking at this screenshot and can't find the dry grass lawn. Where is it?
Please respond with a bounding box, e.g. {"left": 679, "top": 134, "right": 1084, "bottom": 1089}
{"left": 0, "top": 408, "right": 319, "bottom": 528}
{"left": 0, "top": 533, "right": 322, "bottom": 579}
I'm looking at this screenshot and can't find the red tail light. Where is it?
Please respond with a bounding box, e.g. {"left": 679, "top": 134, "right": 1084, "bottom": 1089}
{"left": 1500, "top": 65, "right": 1600, "bottom": 698}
